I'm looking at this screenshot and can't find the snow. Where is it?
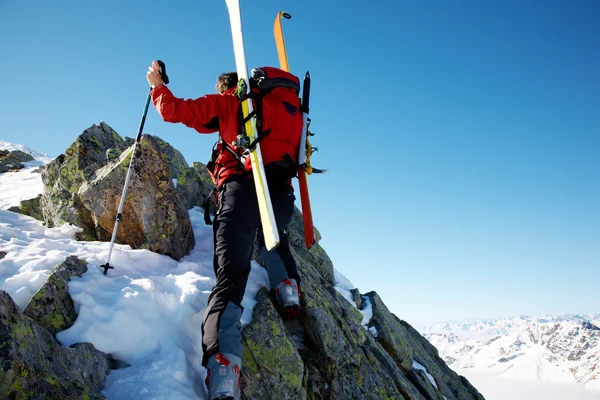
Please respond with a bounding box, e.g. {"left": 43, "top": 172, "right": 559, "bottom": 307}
{"left": 0, "top": 141, "right": 51, "bottom": 209}
{"left": 0, "top": 148, "right": 270, "bottom": 399}
{"left": 412, "top": 360, "right": 438, "bottom": 389}
{"left": 333, "top": 268, "right": 373, "bottom": 328}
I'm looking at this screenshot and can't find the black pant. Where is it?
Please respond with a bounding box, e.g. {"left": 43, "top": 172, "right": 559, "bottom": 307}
{"left": 201, "top": 175, "right": 299, "bottom": 366}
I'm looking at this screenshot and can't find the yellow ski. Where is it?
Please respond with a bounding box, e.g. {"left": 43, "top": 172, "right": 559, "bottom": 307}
{"left": 226, "top": 0, "right": 279, "bottom": 250}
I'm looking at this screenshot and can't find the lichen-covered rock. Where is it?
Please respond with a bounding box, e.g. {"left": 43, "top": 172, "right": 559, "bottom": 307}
{"left": 0, "top": 149, "right": 35, "bottom": 173}
{"left": 40, "top": 122, "right": 126, "bottom": 238}
{"left": 8, "top": 194, "right": 44, "bottom": 221}
{"left": 241, "top": 229, "right": 485, "bottom": 399}
{"left": 0, "top": 290, "right": 111, "bottom": 400}
{"left": 79, "top": 135, "right": 195, "bottom": 260}
{"left": 242, "top": 289, "right": 306, "bottom": 400}
{"left": 294, "top": 256, "right": 422, "bottom": 400}
{"left": 23, "top": 256, "right": 88, "bottom": 336}
{"left": 365, "top": 292, "right": 485, "bottom": 400}
{"left": 42, "top": 122, "right": 125, "bottom": 194}
{"left": 38, "top": 123, "right": 194, "bottom": 260}
{"left": 151, "top": 135, "right": 189, "bottom": 179}
{"left": 176, "top": 161, "right": 215, "bottom": 211}
{"left": 7, "top": 150, "right": 35, "bottom": 163}
{"left": 364, "top": 292, "right": 414, "bottom": 371}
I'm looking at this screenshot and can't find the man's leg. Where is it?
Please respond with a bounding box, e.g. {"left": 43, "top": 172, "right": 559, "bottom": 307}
{"left": 202, "top": 176, "right": 259, "bottom": 367}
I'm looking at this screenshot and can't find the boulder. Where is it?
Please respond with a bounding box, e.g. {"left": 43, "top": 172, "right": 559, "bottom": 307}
{"left": 8, "top": 194, "right": 44, "bottom": 222}
{"left": 39, "top": 123, "right": 195, "bottom": 260}
{"left": 0, "top": 290, "right": 112, "bottom": 400}
{"left": 23, "top": 256, "right": 88, "bottom": 336}
{"left": 40, "top": 122, "right": 126, "bottom": 240}
{"left": 78, "top": 134, "right": 195, "bottom": 260}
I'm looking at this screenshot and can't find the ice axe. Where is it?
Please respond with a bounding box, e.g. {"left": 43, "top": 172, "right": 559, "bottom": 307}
{"left": 100, "top": 60, "right": 169, "bottom": 275}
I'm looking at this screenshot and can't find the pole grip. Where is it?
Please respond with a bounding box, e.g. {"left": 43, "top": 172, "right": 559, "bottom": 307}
{"left": 157, "top": 60, "right": 169, "bottom": 84}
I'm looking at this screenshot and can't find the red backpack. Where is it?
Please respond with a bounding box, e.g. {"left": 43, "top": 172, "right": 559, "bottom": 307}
{"left": 238, "top": 66, "right": 303, "bottom": 181}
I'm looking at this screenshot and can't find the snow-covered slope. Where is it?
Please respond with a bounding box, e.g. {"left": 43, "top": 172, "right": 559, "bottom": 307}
{"left": 422, "top": 315, "right": 600, "bottom": 390}
{"left": 0, "top": 141, "right": 52, "bottom": 209}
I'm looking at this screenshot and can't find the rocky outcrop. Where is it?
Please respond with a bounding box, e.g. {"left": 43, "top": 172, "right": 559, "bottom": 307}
{"left": 23, "top": 256, "right": 88, "bottom": 336}
{"left": 0, "top": 149, "right": 35, "bottom": 172}
{"left": 78, "top": 134, "right": 195, "bottom": 260}
{"left": 40, "top": 122, "right": 126, "bottom": 240}
{"left": 0, "top": 289, "right": 112, "bottom": 400}
{"left": 39, "top": 123, "right": 195, "bottom": 260}
{"left": 242, "top": 236, "right": 485, "bottom": 399}
{"left": 365, "top": 292, "right": 483, "bottom": 399}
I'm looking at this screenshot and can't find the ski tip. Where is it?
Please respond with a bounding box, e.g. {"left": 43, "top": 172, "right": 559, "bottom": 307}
{"left": 281, "top": 11, "right": 292, "bottom": 19}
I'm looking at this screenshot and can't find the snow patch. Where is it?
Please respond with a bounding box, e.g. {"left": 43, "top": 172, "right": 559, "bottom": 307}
{"left": 413, "top": 360, "right": 438, "bottom": 389}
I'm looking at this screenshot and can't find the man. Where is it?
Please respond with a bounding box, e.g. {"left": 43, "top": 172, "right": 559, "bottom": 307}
{"left": 146, "top": 61, "right": 301, "bottom": 399}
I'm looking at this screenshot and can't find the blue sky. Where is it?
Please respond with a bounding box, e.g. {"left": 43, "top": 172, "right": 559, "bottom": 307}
{"left": 1, "top": 0, "right": 598, "bottom": 326}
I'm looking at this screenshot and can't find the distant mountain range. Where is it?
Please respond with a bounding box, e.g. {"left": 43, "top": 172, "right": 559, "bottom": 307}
{"left": 421, "top": 314, "right": 600, "bottom": 390}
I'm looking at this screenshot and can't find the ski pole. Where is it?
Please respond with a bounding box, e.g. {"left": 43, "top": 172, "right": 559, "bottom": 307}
{"left": 100, "top": 60, "right": 169, "bottom": 275}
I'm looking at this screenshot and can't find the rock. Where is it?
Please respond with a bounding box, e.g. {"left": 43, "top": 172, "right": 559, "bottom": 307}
{"left": 241, "top": 231, "right": 486, "bottom": 399}
{"left": 350, "top": 288, "right": 363, "bottom": 309}
{"left": 242, "top": 289, "right": 306, "bottom": 400}
{"left": 365, "top": 291, "right": 485, "bottom": 400}
{"left": 39, "top": 123, "right": 194, "bottom": 260}
{"left": 7, "top": 194, "right": 44, "bottom": 221}
{"left": 175, "top": 161, "right": 215, "bottom": 211}
{"left": 151, "top": 135, "right": 189, "bottom": 179}
{"left": 79, "top": 134, "right": 195, "bottom": 260}
{"left": 0, "top": 150, "right": 35, "bottom": 173}
{"left": 0, "top": 251, "right": 6, "bottom": 260}
{"left": 0, "top": 290, "right": 111, "bottom": 400}
{"left": 23, "top": 256, "right": 88, "bottom": 336}
{"left": 40, "top": 122, "right": 127, "bottom": 239}
{"left": 364, "top": 292, "right": 414, "bottom": 371}
{"left": 286, "top": 208, "right": 333, "bottom": 285}
{"left": 7, "top": 150, "right": 35, "bottom": 163}
{"left": 294, "top": 259, "right": 422, "bottom": 400}
{"left": 582, "top": 321, "right": 600, "bottom": 331}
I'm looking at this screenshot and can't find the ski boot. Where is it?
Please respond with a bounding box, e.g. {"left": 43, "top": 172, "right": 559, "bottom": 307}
{"left": 275, "top": 278, "right": 301, "bottom": 320}
{"left": 205, "top": 353, "right": 242, "bottom": 400}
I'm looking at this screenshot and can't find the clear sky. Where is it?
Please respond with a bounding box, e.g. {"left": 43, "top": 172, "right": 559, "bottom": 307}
{"left": 1, "top": 0, "right": 598, "bottom": 327}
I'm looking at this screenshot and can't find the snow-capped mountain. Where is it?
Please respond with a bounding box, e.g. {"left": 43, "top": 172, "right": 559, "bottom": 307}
{"left": 422, "top": 315, "right": 600, "bottom": 390}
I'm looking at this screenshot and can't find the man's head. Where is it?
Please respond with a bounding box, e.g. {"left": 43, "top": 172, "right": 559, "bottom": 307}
{"left": 216, "top": 72, "right": 238, "bottom": 94}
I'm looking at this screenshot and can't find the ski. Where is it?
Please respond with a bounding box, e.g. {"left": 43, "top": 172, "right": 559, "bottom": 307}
{"left": 225, "top": 0, "right": 279, "bottom": 250}
{"left": 274, "top": 11, "right": 316, "bottom": 249}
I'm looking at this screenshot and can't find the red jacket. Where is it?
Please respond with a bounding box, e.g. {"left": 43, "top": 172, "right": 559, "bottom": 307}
{"left": 151, "top": 85, "right": 244, "bottom": 188}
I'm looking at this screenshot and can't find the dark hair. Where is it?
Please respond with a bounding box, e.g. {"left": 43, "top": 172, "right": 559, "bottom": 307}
{"left": 216, "top": 71, "right": 238, "bottom": 93}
